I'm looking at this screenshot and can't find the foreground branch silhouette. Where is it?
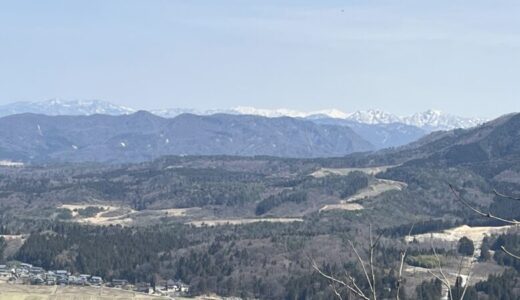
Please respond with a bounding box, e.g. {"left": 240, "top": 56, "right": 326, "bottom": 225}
{"left": 449, "top": 183, "right": 520, "bottom": 259}
{"left": 313, "top": 218, "right": 475, "bottom": 299}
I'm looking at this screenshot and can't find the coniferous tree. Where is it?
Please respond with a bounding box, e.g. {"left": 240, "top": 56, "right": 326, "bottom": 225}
{"left": 457, "top": 237, "right": 475, "bottom": 256}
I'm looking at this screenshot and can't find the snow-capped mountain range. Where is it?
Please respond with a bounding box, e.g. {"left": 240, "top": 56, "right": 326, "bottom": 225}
{"left": 0, "top": 99, "right": 135, "bottom": 116}
{"left": 0, "top": 99, "right": 486, "bottom": 131}
{"left": 230, "top": 107, "right": 486, "bottom": 131}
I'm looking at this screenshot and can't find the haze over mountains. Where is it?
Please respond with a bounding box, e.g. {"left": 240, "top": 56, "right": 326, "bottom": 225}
{"left": 0, "top": 99, "right": 485, "bottom": 131}
{"left": 0, "top": 99, "right": 491, "bottom": 164}
{"left": 0, "top": 112, "right": 373, "bottom": 163}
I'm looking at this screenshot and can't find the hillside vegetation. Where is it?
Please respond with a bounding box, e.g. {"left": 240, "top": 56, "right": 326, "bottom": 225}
{"left": 2, "top": 113, "right": 520, "bottom": 298}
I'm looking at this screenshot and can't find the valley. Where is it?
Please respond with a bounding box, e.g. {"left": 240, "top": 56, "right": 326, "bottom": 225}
{"left": 1, "top": 0, "right": 516, "bottom": 297}
{"left": 1, "top": 113, "right": 520, "bottom": 299}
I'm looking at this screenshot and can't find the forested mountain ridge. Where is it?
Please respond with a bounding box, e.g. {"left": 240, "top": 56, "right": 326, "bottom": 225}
{"left": 0, "top": 112, "right": 373, "bottom": 163}
{"left": 332, "top": 112, "right": 520, "bottom": 168}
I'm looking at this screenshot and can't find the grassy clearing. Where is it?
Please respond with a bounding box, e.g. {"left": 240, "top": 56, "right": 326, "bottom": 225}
{"left": 406, "top": 255, "right": 439, "bottom": 269}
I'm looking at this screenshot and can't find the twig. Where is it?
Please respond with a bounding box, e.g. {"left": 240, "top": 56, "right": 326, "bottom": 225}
{"left": 369, "top": 225, "right": 377, "bottom": 300}
{"left": 459, "top": 261, "right": 474, "bottom": 300}
{"left": 493, "top": 188, "right": 520, "bottom": 201}
{"left": 501, "top": 246, "right": 520, "bottom": 260}
{"left": 449, "top": 184, "right": 519, "bottom": 225}
{"left": 349, "top": 240, "right": 375, "bottom": 296}
{"left": 331, "top": 283, "right": 344, "bottom": 300}
{"left": 396, "top": 224, "right": 414, "bottom": 300}
{"left": 431, "top": 242, "right": 453, "bottom": 300}
{"left": 311, "top": 260, "right": 370, "bottom": 300}
{"left": 426, "top": 269, "right": 448, "bottom": 286}
{"left": 346, "top": 272, "right": 366, "bottom": 297}
{"left": 455, "top": 256, "right": 465, "bottom": 282}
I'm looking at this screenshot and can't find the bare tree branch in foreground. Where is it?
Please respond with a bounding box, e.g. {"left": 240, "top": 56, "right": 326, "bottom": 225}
{"left": 500, "top": 246, "right": 520, "bottom": 260}
{"left": 311, "top": 225, "right": 382, "bottom": 300}
{"left": 448, "top": 184, "right": 519, "bottom": 225}
{"left": 396, "top": 224, "right": 414, "bottom": 300}
{"left": 449, "top": 183, "right": 520, "bottom": 261}
{"left": 313, "top": 224, "right": 410, "bottom": 300}
{"left": 314, "top": 216, "right": 476, "bottom": 299}
{"left": 493, "top": 188, "right": 520, "bottom": 201}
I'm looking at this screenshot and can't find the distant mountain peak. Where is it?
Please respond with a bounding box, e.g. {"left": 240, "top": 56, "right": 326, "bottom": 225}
{"left": 402, "top": 110, "right": 485, "bottom": 131}
{"left": 0, "top": 99, "right": 486, "bottom": 131}
{"left": 229, "top": 107, "right": 485, "bottom": 131}
{"left": 233, "top": 106, "right": 305, "bottom": 118}
{"left": 346, "top": 109, "right": 402, "bottom": 125}
{"left": 231, "top": 106, "right": 351, "bottom": 119}
{"left": 0, "top": 99, "right": 135, "bottom": 116}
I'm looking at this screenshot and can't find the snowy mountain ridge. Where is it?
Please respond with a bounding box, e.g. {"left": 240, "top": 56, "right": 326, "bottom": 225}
{"left": 0, "top": 99, "right": 135, "bottom": 116}
{"left": 0, "top": 99, "right": 485, "bottom": 131}
{"left": 231, "top": 107, "right": 485, "bottom": 131}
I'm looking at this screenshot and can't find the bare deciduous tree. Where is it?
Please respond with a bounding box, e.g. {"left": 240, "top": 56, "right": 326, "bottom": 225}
{"left": 312, "top": 224, "right": 408, "bottom": 300}
{"left": 313, "top": 218, "right": 475, "bottom": 299}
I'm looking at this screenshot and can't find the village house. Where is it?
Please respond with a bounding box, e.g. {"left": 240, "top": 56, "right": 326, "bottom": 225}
{"left": 111, "top": 278, "right": 128, "bottom": 288}
{"left": 135, "top": 282, "right": 151, "bottom": 294}
{"left": 89, "top": 276, "right": 103, "bottom": 285}
{"left": 0, "top": 261, "right": 181, "bottom": 296}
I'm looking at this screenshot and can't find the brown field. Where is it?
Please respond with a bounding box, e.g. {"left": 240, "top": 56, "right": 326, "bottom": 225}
{"left": 58, "top": 205, "right": 205, "bottom": 226}
{"left": 345, "top": 178, "right": 407, "bottom": 202}
{"left": 319, "top": 203, "right": 364, "bottom": 212}
{"left": 0, "top": 283, "right": 167, "bottom": 300}
{"left": 316, "top": 171, "right": 406, "bottom": 212}
{"left": 59, "top": 204, "right": 135, "bottom": 226}
{"left": 310, "top": 165, "right": 397, "bottom": 178}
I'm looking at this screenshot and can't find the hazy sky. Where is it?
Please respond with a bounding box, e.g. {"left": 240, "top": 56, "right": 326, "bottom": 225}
{"left": 1, "top": 0, "right": 519, "bottom": 118}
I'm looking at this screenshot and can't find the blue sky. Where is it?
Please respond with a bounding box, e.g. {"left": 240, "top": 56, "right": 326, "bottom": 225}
{"left": 1, "top": 0, "right": 519, "bottom": 117}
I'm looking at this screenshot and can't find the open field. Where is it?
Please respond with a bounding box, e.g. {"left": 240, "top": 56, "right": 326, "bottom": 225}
{"left": 157, "top": 208, "right": 200, "bottom": 217}
{"left": 316, "top": 169, "right": 406, "bottom": 212}
{"left": 186, "top": 217, "right": 303, "bottom": 227}
{"left": 403, "top": 256, "right": 506, "bottom": 300}
{"left": 345, "top": 178, "right": 407, "bottom": 202}
{"left": 319, "top": 203, "right": 364, "bottom": 212}
{"left": 310, "top": 165, "right": 396, "bottom": 178}
{"left": 0, "top": 283, "right": 167, "bottom": 300}
{"left": 59, "top": 204, "right": 135, "bottom": 226}
{"left": 405, "top": 224, "right": 514, "bottom": 250}
{"left": 311, "top": 166, "right": 406, "bottom": 212}
{"left": 0, "top": 235, "right": 26, "bottom": 242}
{"left": 60, "top": 204, "right": 302, "bottom": 227}
{"left": 58, "top": 204, "right": 205, "bottom": 226}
